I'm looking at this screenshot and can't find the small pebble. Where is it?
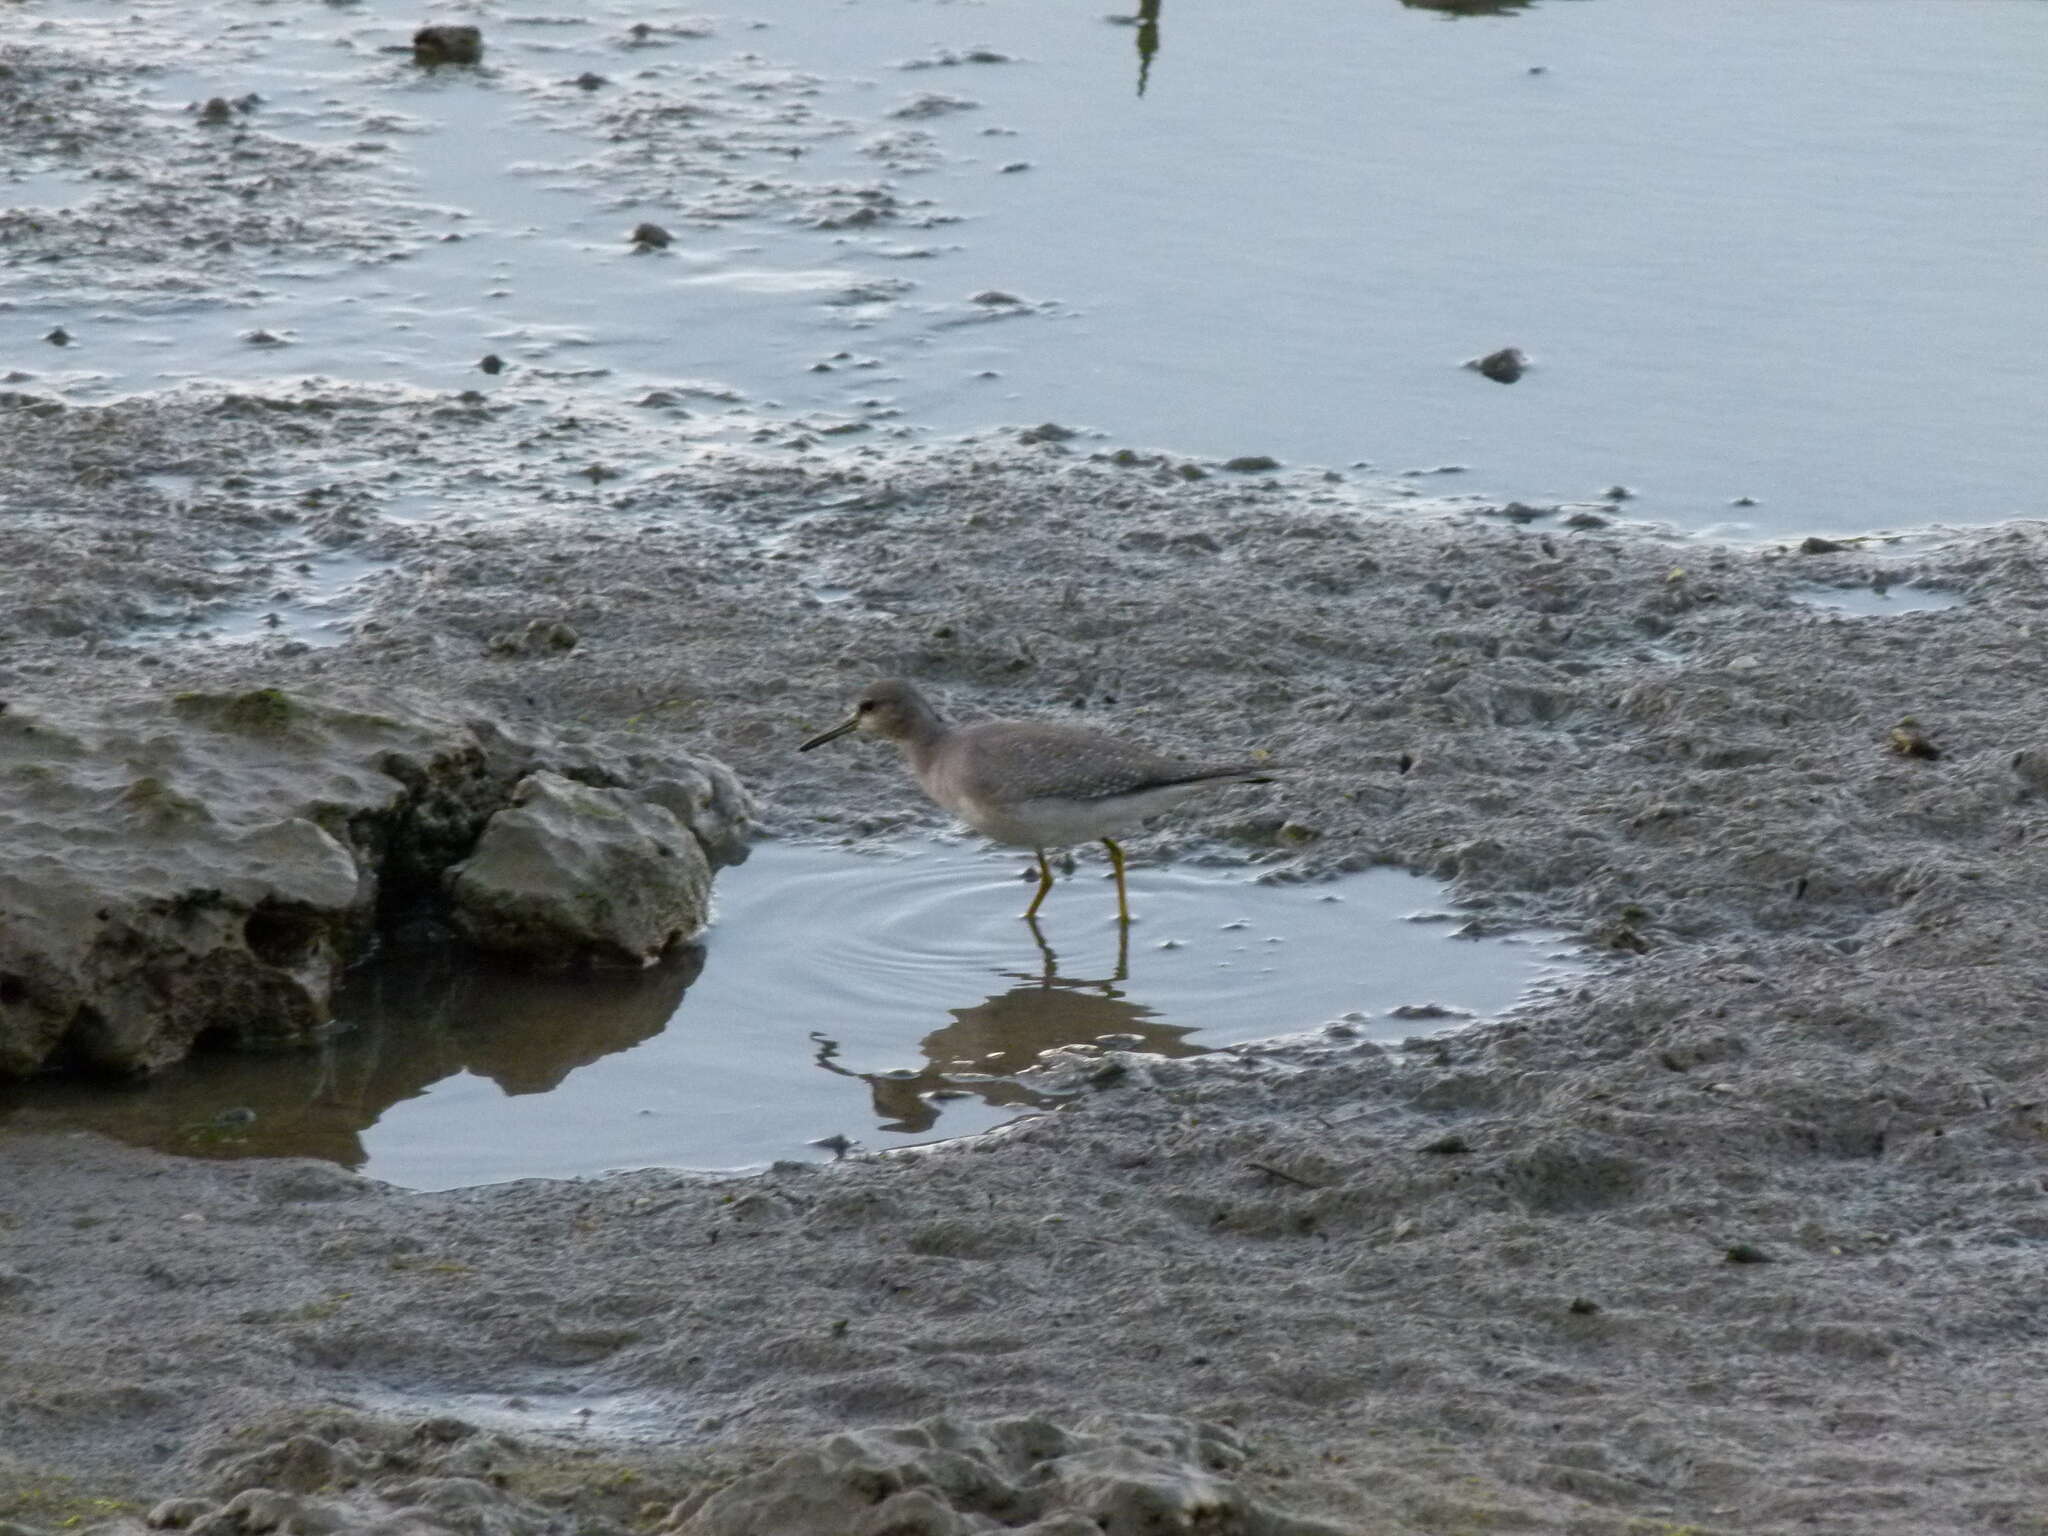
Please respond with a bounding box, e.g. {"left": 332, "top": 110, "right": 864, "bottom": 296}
{"left": 147, "top": 1497, "right": 214, "bottom": 1529}
{"left": 1466, "top": 346, "right": 1526, "bottom": 384}
{"left": 413, "top": 24, "right": 484, "bottom": 65}
{"left": 1889, "top": 722, "right": 1942, "bottom": 761}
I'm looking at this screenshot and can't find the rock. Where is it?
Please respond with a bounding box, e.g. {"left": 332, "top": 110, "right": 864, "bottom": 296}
{"left": 1800, "top": 535, "right": 1849, "bottom": 554}
{"left": 486, "top": 619, "right": 578, "bottom": 657}
{"left": 669, "top": 1414, "right": 1349, "bottom": 1536}
{"left": 190, "top": 1489, "right": 324, "bottom": 1536}
{"left": 630, "top": 222, "right": 673, "bottom": 249}
{"left": 2012, "top": 748, "right": 2048, "bottom": 793}
{"left": 1465, "top": 346, "right": 1526, "bottom": 383}
{"left": 0, "top": 691, "right": 383, "bottom": 1077}
{"left": 889, "top": 92, "right": 979, "bottom": 120}
{"left": 197, "top": 96, "right": 234, "bottom": 126}
{"left": 1888, "top": 721, "right": 1942, "bottom": 760}
{"left": 146, "top": 1499, "right": 213, "bottom": 1529}
{"left": 446, "top": 771, "right": 711, "bottom": 967}
{"left": 470, "top": 718, "right": 753, "bottom": 872}
{"left": 1222, "top": 455, "right": 1280, "bottom": 473}
{"left": 478, "top": 352, "right": 504, "bottom": 375}
{"left": 0, "top": 689, "right": 751, "bottom": 1078}
{"left": 413, "top": 25, "right": 484, "bottom": 65}
{"left": 43, "top": 326, "right": 70, "bottom": 346}
{"left": 640, "top": 765, "right": 754, "bottom": 869}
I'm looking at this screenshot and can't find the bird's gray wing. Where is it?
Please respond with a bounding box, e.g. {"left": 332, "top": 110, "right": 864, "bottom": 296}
{"left": 953, "top": 722, "right": 1238, "bottom": 805}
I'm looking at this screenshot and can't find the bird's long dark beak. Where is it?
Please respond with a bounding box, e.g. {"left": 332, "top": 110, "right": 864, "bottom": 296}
{"left": 799, "top": 714, "right": 860, "bottom": 752}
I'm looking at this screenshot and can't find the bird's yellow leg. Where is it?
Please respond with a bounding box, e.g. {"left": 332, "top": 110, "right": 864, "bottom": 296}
{"left": 1024, "top": 848, "right": 1056, "bottom": 919}
{"left": 1103, "top": 837, "right": 1130, "bottom": 924}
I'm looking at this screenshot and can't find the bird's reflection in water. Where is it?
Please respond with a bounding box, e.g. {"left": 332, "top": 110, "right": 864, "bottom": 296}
{"left": 0, "top": 945, "right": 703, "bottom": 1168}
{"left": 811, "top": 919, "right": 1207, "bottom": 1134}
{"left": 1135, "top": 0, "right": 1162, "bottom": 97}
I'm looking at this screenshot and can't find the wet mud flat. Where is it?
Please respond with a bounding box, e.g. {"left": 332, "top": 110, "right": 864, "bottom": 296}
{"left": 4, "top": 375, "right": 2048, "bottom": 1533}
{"left": 7, "top": 12, "right": 2048, "bottom": 1535}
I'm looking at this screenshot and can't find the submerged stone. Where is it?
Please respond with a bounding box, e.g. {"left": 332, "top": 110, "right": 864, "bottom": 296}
{"left": 413, "top": 25, "right": 484, "bottom": 65}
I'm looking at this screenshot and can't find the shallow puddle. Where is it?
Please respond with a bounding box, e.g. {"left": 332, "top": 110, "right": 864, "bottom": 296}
{"left": 1793, "top": 585, "right": 1963, "bottom": 617}
{"left": 0, "top": 843, "right": 1577, "bottom": 1189}
{"left": 179, "top": 550, "right": 394, "bottom": 646}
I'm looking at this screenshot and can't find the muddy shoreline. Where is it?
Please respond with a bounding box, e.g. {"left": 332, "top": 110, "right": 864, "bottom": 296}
{"left": 6, "top": 376, "right": 2048, "bottom": 1531}
{"left": 9, "top": 16, "right": 2048, "bottom": 1536}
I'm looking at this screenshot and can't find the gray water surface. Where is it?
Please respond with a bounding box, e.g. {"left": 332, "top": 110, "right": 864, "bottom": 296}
{"left": 0, "top": 844, "right": 1577, "bottom": 1189}
{"left": 5, "top": 0, "right": 2042, "bottom": 537}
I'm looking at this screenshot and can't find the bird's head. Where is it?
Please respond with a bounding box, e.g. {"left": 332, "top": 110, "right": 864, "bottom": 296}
{"left": 798, "top": 678, "right": 940, "bottom": 751}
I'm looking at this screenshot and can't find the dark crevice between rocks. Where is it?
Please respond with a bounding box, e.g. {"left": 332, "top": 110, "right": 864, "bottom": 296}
{"left": 362, "top": 748, "right": 503, "bottom": 929}
{"left": 45, "top": 1004, "right": 125, "bottom": 1079}
{"left": 243, "top": 902, "right": 329, "bottom": 971}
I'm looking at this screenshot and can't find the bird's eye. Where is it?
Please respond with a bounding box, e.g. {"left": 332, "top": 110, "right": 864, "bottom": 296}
{"left": 857, "top": 700, "right": 875, "bottom": 714}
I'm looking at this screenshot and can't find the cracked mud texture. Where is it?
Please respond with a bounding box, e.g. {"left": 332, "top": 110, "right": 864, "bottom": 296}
{"left": 3, "top": 376, "right": 2048, "bottom": 1532}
